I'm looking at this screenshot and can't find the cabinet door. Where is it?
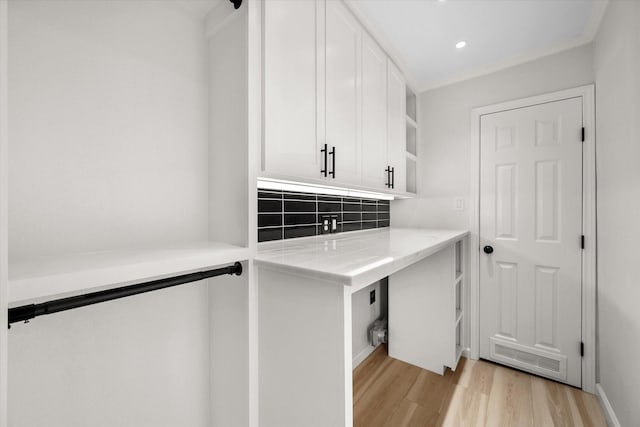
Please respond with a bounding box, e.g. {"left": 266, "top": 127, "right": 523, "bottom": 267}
{"left": 361, "top": 32, "right": 388, "bottom": 189}
{"left": 387, "top": 60, "right": 407, "bottom": 193}
{"left": 325, "top": 0, "right": 362, "bottom": 185}
{"left": 263, "top": 0, "right": 325, "bottom": 179}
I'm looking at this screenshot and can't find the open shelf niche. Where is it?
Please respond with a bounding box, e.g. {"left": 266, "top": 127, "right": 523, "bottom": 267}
{"left": 405, "top": 86, "right": 418, "bottom": 194}
{"left": 0, "top": 1, "right": 259, "bottom": 426}
{"left": 453, "top": 239, "right": 465, "bottom": 367}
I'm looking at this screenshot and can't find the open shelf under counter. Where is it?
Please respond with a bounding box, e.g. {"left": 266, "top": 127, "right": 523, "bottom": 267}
{"left": 455, "top": 271, "right": 463, "bottom": 283}
{"left": 405, "top": 115, "right": 418, "bottom": 129}
{"left": 9, "top": 242, "right": 250, "bottom": 306}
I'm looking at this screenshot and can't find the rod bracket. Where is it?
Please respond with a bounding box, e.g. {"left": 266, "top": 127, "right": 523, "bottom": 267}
{"left": 8, "top": 304, "right": 37, "bottom": 325}
{"left": 232, "top": 261, "right": 243, "bottom": 276}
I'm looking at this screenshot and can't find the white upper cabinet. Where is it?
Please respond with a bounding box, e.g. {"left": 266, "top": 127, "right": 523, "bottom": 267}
{"left": 262, "top": 0, "right": 412, "bottom": 194}
{"left": 387, "top": 60, "right": 407, "bottom": 193}
{"left": 361, "top": 32, "right": 388, "bottom": 189}
{"left": 263, "top": 0, "right": 325, "bottom": 179}
{"left": 325, "top": 0, "right": 362, "bottom": 185}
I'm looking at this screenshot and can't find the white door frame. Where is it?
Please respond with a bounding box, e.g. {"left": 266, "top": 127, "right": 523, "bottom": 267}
{"left": 469, "top": 85, "right": 596, "bottom": 393}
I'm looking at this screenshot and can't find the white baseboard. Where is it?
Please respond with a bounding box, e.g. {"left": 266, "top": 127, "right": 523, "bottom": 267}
{"left": 352, "top": 345, "right": 379, "bottom": 369}
{"left": 596, "top": 383, "right": 621, "bottom": 427}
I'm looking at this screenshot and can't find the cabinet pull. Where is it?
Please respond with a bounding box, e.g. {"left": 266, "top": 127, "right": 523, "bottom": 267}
{"left": 320, "top": 144, "right": 328, "bottom": 177}
{"left": 385, "top": 166, "right": 392, "bottom": 188}
{"left": 329, "top": 146, "right": 336, "bottom": 178}
{"left": 391, "top": 166, "right": 395, "bottom": 189}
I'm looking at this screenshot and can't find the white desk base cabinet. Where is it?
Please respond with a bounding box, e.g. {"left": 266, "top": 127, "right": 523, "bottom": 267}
{"left": 256, "top": 236, "right": 465, "bottom": 427}
{"left": 389, "top": 241, "right": 464, "bottom": 375}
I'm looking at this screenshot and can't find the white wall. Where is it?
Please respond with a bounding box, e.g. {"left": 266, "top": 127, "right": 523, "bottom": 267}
{"left": 0, "top": 2, "right": 8, "bottom": 426}
{"left": 593, "top": 2, "right": 640, "bottom": 425}
{"left": 207, "top": 5, "right": 251, "bottom": 426}
{"left": 351, "top": 279, "right": 386, "bottom": 367}
{"left": 392, "top": 44, "right": 595, "bottom": 230}
{"left": 390, "top": 43, "right": 595, "bottom": 359}
{"left": 7, "top": 2, "right": 212, "bottom": 426}
{"left": 8, "top": 0, "right": 210, "bottom": 259}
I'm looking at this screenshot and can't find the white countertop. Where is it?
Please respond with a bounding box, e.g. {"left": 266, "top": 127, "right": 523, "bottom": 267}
{"left": 255, "top": 227, "right": 469, "bottom": 291}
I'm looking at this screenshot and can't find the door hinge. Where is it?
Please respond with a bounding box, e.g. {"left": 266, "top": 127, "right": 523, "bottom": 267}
{"left": 581, "top": 341, "right": 584, "bottom": 357}
{"left": 581, "top": 127, "right": 585, "bottom": 142}
{"left": 581, "top": 235, "right": 585, "bottom": 249}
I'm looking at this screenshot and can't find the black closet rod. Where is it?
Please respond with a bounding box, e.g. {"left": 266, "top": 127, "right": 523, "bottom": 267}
{"left": 229, "top": 0, "right": 242, "bottom": 10}
{"left": 8, "top": 261, "right": 243, "bottom": 326}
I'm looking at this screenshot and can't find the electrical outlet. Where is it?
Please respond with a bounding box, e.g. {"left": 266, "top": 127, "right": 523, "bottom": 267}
{"left": 320, "top": 215, "right": 330, "bottom": 234}
{"left": 370, "top": 289, "right": 376, "bottom": 305}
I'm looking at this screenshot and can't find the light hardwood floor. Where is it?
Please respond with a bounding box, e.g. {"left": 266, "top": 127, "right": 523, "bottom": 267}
{"left": 353, "top": 346, "right": 606, "bottom": 427}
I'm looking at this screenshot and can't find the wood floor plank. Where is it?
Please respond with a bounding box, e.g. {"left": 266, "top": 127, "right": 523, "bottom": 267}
{"left": 406, "top": 368, "right": 454, "bottom": 414}
{"left": 353, "top": 346, "right": 393, "bottom": 405}
{"left": 453, "top": 358, "right": 496, "bottom": 395}
{"left": 353, "top": 348, "right": 606, "bottom": 427}
{"left": 382, "top": 399, "right": 418, "bottom": 427}
{"left": 354, "top": 358, "right": 422, "bottom": 427}
{"left": 568, "top": 387, "right": 607, "bottom": 427}
{"left": 437, "top": 385, "right": 488, "bottom": 427}
{"left": 531, "top": 376, "right": 577, "bottom": 427}
{"left": 485, "top": 365, "right": 534, "bottom": 427}
{"left": 353, "top": 345, "right": 387, "bottom": 381}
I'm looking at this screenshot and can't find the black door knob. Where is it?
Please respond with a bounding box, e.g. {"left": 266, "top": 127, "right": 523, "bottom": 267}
{"left": 483, "top": 245, "right": 494, "bottom": 254}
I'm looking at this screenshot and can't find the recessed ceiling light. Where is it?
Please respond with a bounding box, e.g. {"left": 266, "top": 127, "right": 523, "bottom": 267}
{"left": 456, "top": 41, "right": 467, "bottom": 49}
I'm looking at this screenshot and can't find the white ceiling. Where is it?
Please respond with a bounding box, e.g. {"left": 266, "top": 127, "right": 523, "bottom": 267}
{"left": 347, "top": 0, "right": 608, "bottom": 91}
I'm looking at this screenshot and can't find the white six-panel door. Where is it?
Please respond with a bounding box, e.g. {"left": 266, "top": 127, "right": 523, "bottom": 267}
{"left": 479, "top": 97, "right": 583, "bottom": 387}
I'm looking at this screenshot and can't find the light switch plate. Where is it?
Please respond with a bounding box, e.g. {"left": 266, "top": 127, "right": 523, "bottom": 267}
{"left": 454, "top": 197, "right": 464, "bottom": 211}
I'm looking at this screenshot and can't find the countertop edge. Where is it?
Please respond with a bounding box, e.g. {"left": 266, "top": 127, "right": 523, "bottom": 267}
{"left": 349, "top": 231, "right": 468, "bottom": 292}
{"left": 255, "top": 229, "right": 469, "bottom": 289}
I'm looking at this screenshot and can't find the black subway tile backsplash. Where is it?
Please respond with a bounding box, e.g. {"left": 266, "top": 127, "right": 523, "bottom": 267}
{"left": 258, "top": 228, "right": 283, "bottom": 242}
{"left": 362, "top": 221, "right": 377, "bottom": 230}
{"left": 283, "top": 191, "right": 316, "bottom": 201}
{"left": 342, "top": 222, "right": 362, "bottom": 232}
{"left": 284, "top": 225, "right": 317, "bottom": 239}
{"left": 284, "top": 200, "right": 316, "bottom": 212}
{"left": 258, "top": 214, "right": 282, "bottom": 227}
{"left": 343, "top": 212, "right": 361, "bottom": 222}
{"left": 257, "top": 189, "right": 391, "bottom": 242}
{"left": 318, "top": 202, "right": 341, "bottom": 212}
{"left": 285, "top": 213, "right": 316, "bottom": 226}
{"left": 362, "top": 212, "right": 377, "bottom": 221}
{"left": 258, "top": 199, "right": 282, "bottom": 213}
{"left": 258, "top": 190, "right": 282, "bottom": 199}
{"left": 343, "top": 202, "right": 361, "bottom": 212}
{"left": 318, "top": 195, "right": 341, "bottom": 203}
